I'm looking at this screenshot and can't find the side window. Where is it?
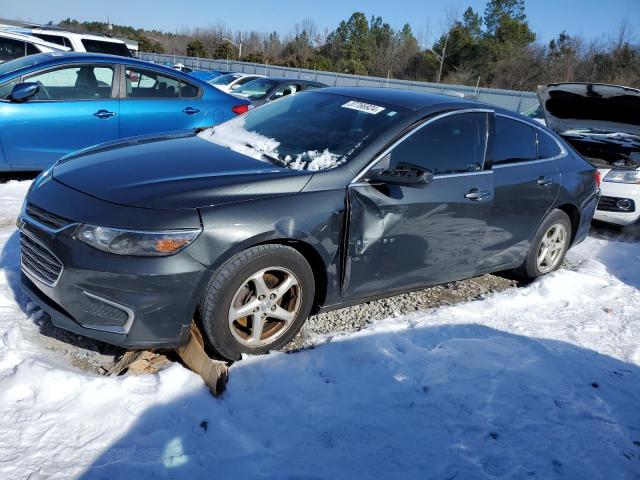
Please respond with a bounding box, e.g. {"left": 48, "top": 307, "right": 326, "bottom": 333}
{"left": 0, "top": 38, "right": 27, "bottom": 62}
{"left": 229, "top": 76, "right": 256, "bottom": 91}
{"left": 272, "top": 84, "right": 300, "bottom": 99}
{"left": 382, "top": 112, "right": 488, "bottom": 175}
{"left": 537, "top": 130, "right": 562, "bottom": 159}
{"left": 125, "top": 68, "right": 197, "bottom": 99}
{"left": 493, "top": 116, "right": 537, "bottom": 164}
{"left": 33, "top": 33, "right": 67, "bottom": 47}
{"left": 25, "top": 65, "right": 114, "bottom": 100}
{"left": 26, "top": 43, "right": 39, "bottom": 55}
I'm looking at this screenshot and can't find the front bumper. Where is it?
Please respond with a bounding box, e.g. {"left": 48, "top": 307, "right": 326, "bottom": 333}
{"left": 18, "top": 177, "right": 210, "bottom": 349}
{"left": 593, "top": 182, "right": 640, "bottom": 226}
{"left": 19, "top": 218, "right": 209, "bottom": 349}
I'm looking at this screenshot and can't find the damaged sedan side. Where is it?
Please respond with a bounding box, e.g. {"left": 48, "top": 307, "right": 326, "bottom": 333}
{"left": 20, "top": 87, "right": 599, "bottom": 360}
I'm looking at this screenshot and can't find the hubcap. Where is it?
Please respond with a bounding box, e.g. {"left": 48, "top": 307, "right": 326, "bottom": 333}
{"left": 228, "top": 267, "right": 302, "bottom": 347}
{"left": 536, "top": 223, "right": 568, "bottom": 273}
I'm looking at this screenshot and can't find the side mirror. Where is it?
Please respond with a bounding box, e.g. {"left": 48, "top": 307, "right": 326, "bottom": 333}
{"left": 368, "top": 162, "right": 433, "bottom": 188}
{"left": 11, "top": 82, "right": 40, "bottom": 103}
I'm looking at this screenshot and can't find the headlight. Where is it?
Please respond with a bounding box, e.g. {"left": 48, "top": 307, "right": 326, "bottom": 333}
{"left": 75, "top": 225, "right": 202, "bottom": 256}
{"left": 603, "top": 170, "right": 640, "bottom": 184}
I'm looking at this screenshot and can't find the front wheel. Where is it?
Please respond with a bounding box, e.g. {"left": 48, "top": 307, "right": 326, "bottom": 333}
{"left": 515, "top": 209, "right": 572, "bottom": 280}
{"left": 197, "top": 244, "right": 315, "bottom": 360}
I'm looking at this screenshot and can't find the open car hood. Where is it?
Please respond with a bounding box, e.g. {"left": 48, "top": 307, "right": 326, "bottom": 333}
{"left": 537, "top": 83, "right": 640, "bottom": 136}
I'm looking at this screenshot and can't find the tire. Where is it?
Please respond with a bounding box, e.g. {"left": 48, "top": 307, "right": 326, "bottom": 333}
{"left": 514, "top": 209, "right": 572, "bottom": 280}
{"left": 197, "top": 244, "right": 315, "bottom": 360}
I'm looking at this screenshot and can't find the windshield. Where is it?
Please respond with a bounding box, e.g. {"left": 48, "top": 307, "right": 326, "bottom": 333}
{"left": 234, "top": 78, "right": 278, "bottom": 99}
{"left": 209, "top": 73, "right": 241, "bottom": 86}
{"left": 0, "top": 53, "right": 49, "bottom": 76}
{"left": 198, "top": 91, "right": 409, "bottom": 171}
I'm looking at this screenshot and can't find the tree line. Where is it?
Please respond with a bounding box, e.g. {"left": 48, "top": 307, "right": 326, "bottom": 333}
{"left": 58, "top": 0, "right": 640, "bottom": 90}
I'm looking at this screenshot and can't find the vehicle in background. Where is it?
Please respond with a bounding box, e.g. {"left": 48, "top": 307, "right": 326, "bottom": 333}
{"left": 0, "top": 31, "right": 68, "bottom": 63}
{"left": 538, "top": 83, "right": 640, "bottom": 226}
{"left": 232, "top": 77, "right": 328, "bottom": 106}
{"left": 522, "top": 103, "right": 545, "bottom": 124}
{"left": 171, "top": 63, "right": 226, "bottom": 82}
{"left": 20, "top": 88, "right": 598, "bottom": 360}
{"left": 0, "top": 52, "right": 251, "bottom": 171}
{"left": 27, "top": 28, "right": 131, "bottom": 57}
{"left": 208, "top": 72, "right": 264, "bottom": 93}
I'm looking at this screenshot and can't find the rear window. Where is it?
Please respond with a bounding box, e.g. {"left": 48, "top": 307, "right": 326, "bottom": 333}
{"left": 209, "top": 73, "right": 242, "bottom": 86}
{"left": 493, "top": 116, "right": 537, "bottom": 164}
{"left": 537, "top": 131, "right": 562, "bottom": 159}
{"left": 81, "top": 39, "right": 130, "bottom": 57}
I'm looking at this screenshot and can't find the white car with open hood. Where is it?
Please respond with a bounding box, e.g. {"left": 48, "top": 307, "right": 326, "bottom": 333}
{"left": 538, "top": 83, "right": 640, "bottom": 226}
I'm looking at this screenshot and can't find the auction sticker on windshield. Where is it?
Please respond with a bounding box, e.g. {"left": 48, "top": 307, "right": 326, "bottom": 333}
{"left": 342, "top": 100, "right": 385, "bottom": 114}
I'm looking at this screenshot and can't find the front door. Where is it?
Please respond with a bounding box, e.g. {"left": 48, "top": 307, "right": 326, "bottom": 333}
{"left": 0, "top": 64, "right": 119, "bottom": 168}
{"left": 344, "top": 110, "right": 494, "bottom": 299}
{"left": 119, "top": 66, "right": 206, "bottom": 138}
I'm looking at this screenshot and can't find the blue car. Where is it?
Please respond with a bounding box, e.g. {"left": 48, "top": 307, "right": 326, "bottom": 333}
{"left": 0, "top": 52, "right": 251, "bottom": 171}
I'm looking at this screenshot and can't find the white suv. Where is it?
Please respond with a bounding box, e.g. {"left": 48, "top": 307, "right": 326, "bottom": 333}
{"left": 29, "top": 29, "right": 132, "bottom": 57}
{"left": 0, "top": 30, "right": 68, "bottom": 63}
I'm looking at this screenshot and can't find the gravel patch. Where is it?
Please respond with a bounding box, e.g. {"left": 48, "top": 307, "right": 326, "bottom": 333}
{"left": 286, "top": 273, "right": 519, "bottom": 351}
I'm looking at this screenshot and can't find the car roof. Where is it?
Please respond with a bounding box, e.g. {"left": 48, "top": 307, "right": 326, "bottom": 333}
{"left": 0, "top": 52, "right": 210, "bottom": 84}
{"left": 317, "top": 86, "right": 484, "bottom": 111}
{"left": 29, "top": 28, "right": 127, "bottom": 44}
{"left": 0, "top": 30, "right": 68, "bottom": 50}
{"left": 261, "top": 77, "right": 323, "bottom": 84}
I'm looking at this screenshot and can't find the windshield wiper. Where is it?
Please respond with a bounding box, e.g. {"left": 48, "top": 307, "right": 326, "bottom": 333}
{"left": 244, "top": 143, "right": 288, "bottom": 167}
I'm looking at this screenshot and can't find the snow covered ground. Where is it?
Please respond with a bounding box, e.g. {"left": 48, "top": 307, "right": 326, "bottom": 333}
{"left": 0, "top": 179, "right": 639, "bottom": 480}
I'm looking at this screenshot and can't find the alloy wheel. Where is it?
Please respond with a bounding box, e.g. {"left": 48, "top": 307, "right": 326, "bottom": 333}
{"left": 228, "top": 266, "right": 302, "bottom": 347}
{"left": 536, "top": 223, "right": 568, "bottom": 273}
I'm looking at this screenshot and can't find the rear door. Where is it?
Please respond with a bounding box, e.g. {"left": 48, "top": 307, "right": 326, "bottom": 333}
{"left": 119, "top": 66, "right": 206, "bottom": 138}
{"left": 481, "top": 115, "right": 562, "bottom": 269}
{"left": 0, "top": 63, "right": 119, "bottom": 168}
{"left": 344, "top": 110, "right": 494, "bottom": 299}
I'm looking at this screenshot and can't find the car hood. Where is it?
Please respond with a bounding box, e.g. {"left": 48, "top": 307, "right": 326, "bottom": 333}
{"left": 537, "top": 83, "right": 640, "bottom": 136}
{"left": 52, "top": 133, "right": 313, "bottom": 210}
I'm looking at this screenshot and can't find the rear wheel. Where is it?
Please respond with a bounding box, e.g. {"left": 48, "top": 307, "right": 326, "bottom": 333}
{"left": 198, "top": 244, "right": 315, "bottom": 360}
{"left": 514, "top": 209, "right": 572, "bottom": 280}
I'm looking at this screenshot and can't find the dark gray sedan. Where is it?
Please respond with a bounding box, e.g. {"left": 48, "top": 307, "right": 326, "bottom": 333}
{"left": 20, "top": 87, "right": 599, "bottom": 360}
{"left": 231, "top": 77, "right": 327, "bottom": 106}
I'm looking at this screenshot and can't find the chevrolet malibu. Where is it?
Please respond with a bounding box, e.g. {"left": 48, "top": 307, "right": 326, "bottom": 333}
{"left": 20, "top": 88, "right": 600, "bottom": 360}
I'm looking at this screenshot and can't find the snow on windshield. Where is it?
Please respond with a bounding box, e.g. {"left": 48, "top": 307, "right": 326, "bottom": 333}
{"left": 198, "top": 118, "right": 346, "bottom": 171}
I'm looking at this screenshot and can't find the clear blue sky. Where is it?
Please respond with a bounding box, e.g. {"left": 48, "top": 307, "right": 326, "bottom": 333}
{"left": 2, "top": 0, "right": 639, "bottom": 44}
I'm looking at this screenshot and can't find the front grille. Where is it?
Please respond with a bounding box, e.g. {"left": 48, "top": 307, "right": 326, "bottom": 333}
{"left": 20, "top": 233, "right": 63, "bottom": 286}
{"left": 597, "top": 195, "right": 636, "bottom": 213}
{"left": 25, "top": 203, "right": 72, "bottom": 230}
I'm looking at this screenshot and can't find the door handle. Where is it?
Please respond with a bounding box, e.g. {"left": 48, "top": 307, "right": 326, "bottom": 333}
{"left": 93, "top": 109, "right": 116, "bottom": 119}
{"left": 465, "top": 189, "right": 491, "bottom": 201}
{"left": 536, "top": 177, "right": 554, "bottom": 187}
{"left": 182, "top": 107, "right": 200, "bottom": 115}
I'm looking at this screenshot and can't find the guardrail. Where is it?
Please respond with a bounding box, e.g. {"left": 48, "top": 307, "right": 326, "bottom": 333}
{"left": 138, "top": 52, "right": 539, "bottom": 113}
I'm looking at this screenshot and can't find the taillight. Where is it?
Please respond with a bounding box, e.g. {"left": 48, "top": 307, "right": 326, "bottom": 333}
{"left": 594, "top": 170, "right": 601, "bottom": 189}
{"left": 232, "top": 104, "right": 250, "bottom": 115}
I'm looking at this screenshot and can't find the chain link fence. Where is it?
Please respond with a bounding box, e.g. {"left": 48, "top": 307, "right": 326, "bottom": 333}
{"left": 139, "top": 52, "right": 539, "bottom": 113}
